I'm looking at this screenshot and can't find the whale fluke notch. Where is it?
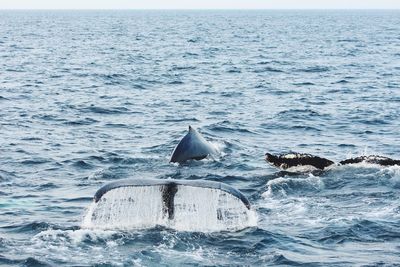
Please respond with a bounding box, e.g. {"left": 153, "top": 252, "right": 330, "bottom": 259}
{"left": 265, "top": 152, "right": 335, "bottom": 170}
{"left": 339, "top": 155, "right": 400, "bottom": 166}
{"left": 161, "top": 183, "right": 178, "bottom": 220}
{"left": 170, "top": 125, "right": 217, "bottom": 163}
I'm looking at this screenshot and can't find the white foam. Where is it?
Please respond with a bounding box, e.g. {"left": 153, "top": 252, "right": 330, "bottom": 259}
{"left": 209, "top": 140, "right": 225, "bottom": 153}
{"left": 285, "top": 165, "right": 319, "bottom": 173}
{"left": 82, "top": 185, "right": 256, "bottom": 232}
{"left": 380, "top": 165, "right": 400, "bottom": 188}
{"left": 281, "top": 153, "right": 304, "bottom": 159}
{"left": 262, "top": 174, "right": 324, "bottom": 198}
{"left": 34, "top": 228, "right": 119, "bottom": 245}
{"left": 207, "top": 141, "right": 225, "bottom": 160}
{"left": 82, "top": 186, "right": 165, "bottom": 230}
{"left": 171, "top": 186, "right": 256, "bottom": 231}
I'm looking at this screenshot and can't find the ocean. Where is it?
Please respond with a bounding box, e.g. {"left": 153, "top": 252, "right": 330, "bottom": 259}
{"left": 0, "top": 10, "right": 400, "bottom": 266}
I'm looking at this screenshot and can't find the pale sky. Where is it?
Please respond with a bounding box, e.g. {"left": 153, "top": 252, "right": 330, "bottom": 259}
{"left": 0, "top": 0, "right": 399, "bottom": 9}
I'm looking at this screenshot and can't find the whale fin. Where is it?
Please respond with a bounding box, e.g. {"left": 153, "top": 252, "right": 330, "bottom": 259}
{"left": 339, "top": 155, "right": 400, "bottom": 166}
{"left": 265, "top": 152, "right": 335, "bottom": 170}
{"left": 84, "top": 179, "right": 253, "bottom": 231}
{"left": 170, "top": 126, "right": 217, "bottom": 163}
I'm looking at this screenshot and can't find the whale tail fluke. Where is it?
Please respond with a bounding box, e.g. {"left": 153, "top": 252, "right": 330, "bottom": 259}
{"left": 83, "top": 179, "right": 254, "bottom": 232}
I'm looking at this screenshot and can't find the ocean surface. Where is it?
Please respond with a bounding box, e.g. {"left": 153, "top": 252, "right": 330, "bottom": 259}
{"left": 1, "top": 10, "right": 400, "bottom": 266}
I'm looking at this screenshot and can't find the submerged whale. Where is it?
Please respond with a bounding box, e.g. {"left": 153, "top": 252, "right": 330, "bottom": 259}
{"left": 84, "top": 178, "right": 253, "bottom": 231}
{"left": 170, "top": 126, "right": 218, "bottom": 163}
{"left": 265, "top": 152, "right": 400, "bottom": 171}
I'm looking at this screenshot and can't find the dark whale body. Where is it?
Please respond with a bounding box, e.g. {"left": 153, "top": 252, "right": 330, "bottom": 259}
{"left": 170, "top": 126, "right": 217, "bottom": 163}
{"left": 266, "top": 152, "right": 400, "bottom": 171}
{"left": 265, "top": 152, "right": 335, "bottom": 170}
{"left": 339, "top": 155, "right": 400, "bottom": 166}
{"left": 94, "top": 178, "right": 251, "bottom": 220}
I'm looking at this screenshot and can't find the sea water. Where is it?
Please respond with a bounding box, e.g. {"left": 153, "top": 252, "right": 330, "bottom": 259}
{"left": 0, "top": 10, "right": 399, "bottom": 266}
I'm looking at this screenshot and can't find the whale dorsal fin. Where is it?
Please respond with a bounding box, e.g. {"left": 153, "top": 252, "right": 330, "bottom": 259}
{"left": 170, "top": 126, "right": 217, "bottom": 163}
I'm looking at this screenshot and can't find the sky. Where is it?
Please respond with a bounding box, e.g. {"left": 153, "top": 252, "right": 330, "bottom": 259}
{"left": 0, "top": 0, "right": 399, "bottom": 10}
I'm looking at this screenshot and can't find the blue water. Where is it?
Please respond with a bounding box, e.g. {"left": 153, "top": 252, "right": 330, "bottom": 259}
{"left": 1, "top": 10, "right": 400, "bottom": 266}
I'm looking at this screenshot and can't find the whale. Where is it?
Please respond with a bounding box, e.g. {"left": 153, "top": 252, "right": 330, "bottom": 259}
{"left": 83, "top": 178, "right": 253, "bottom": 231}
{"left": 339, "top": 155, "right": 400, "bottom": 166}
{"left": 170, "top": 126, "right": 218, "bottom": 163}
{"left": 94, "top": 178, "right": 251, "bottom": 210}
{"left": 265, "top": 152, "right": 335, "bottom": 171}
{"left": 265, "top": 152, "right": 400, "bottom": 171}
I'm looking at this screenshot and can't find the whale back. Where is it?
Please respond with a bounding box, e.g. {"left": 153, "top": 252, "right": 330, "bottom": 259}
{"left": 265, "top": 152, "right": 335, "bottom": 170}
{"left": 340, "top": 155, "right": 400, "bottom": 166}
{"left": 170, "top": 126, "right": 217, "bottom": 163}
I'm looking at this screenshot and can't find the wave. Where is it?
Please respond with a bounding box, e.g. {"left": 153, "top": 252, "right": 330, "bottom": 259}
{"left": 296, "top": 66, "right": 330, "bottom": 73}
{"left": 290, "top": 125, "right": 322, "bottom": 132}
{"left": 275, "top": 109, "right": 328, "bottom": 120}
{"left": 253, "top": 67, "right": 284, "bottom": 73}
{"left": 227, "top": 67, "right": 241, "bottom": 73}
{"left": 208, "top": 121, "right": 255, "bottom": 134}
{"left": 379, "top": 165, "right": 400, "bottom": 188}
{"left": 80, "top": 106, "right": 130, "bottom": 115}
{"left": 292, "top": 82, "right": 315, "bottom": 86}
{"left": 64, "top": 118, "right": 99, "bottom": 126}
{"left": 31, "top": 114, "right": 66, "bottom": 122}
{"left": 163, "top": 117, "right": 200, "bottom": 123}
{"left": 263, "top": 175, "right": 324, "bottom": 198}
{"left": 103, "top": 123, "right": 129, "bottom": 128}
{"left": 72, "top": 160, "right": 95, "bottom": 169}
{"left": 35, "top": 182, "right": 58, "bottom": 191}
{"left": 20, "top": 158, "right": 51, "bottom": 165}
{"left": 170, "top": 65, "right": 197, "bottom": 71}
{"left": 0, "top": 256, "right": 51, "bottom": 267}
{"left": 333, "top": 79, "right": 349, "bottom": 84}
{"left": 33, "top": 228, "right": 121, "bottom": 244}
{"left": 318, "top": 219, "right": 400, "bottom": 244}
{"left": 1, "top": 221, "right": 67, "bottom": 233}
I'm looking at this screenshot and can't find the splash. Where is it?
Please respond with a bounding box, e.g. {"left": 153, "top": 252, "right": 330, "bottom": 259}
{"left": 262, "top": 174, "right": 324, "bottom": 198}
{"left": 82, "top": 185, "right": 256, "bottom": 232}
{"left": 380, "top": 165, "right": 400, "bottom": 188}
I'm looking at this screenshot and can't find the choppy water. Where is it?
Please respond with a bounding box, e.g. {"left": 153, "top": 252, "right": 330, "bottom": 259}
{"left": 1, "top": 10, "right": 400, "bottom": 266}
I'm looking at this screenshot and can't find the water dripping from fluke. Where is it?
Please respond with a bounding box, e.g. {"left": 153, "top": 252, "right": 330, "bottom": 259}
{"left": 82, "top": 179, "right": 257, "bottom": 232}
